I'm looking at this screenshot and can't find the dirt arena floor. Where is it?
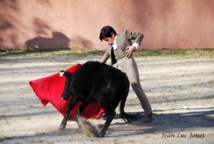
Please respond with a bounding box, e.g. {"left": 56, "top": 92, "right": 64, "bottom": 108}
{"left": 0, "top": 51, "right": 214, "bottom": 144}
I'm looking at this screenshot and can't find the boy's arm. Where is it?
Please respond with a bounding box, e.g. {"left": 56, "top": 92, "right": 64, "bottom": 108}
{"left": 125, "top": 31, "right": 144, "bottom": 57}
{"left": 99, "top": 50, "right": 110, "bottom": 63}
{"left": 125, "top": 30, "right": 144, "bottom": 46}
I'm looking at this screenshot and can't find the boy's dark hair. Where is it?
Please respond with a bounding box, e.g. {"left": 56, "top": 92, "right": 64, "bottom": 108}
{"left": 99, "top": 26, "right": 117, "bottom": 41}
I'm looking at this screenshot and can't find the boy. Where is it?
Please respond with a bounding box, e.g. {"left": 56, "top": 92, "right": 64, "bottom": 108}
{"left": 99, "top": 25, "right": 153, "bottom": 122}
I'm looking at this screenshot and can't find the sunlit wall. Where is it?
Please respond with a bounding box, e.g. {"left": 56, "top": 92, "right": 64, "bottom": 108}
{"left": 0, "top": 0, "right": 214, "bottom": 49}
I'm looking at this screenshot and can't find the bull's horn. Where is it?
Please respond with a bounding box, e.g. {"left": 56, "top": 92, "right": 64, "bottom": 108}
{"left": 59, "top": 70, "right": 65, "bottom": 77}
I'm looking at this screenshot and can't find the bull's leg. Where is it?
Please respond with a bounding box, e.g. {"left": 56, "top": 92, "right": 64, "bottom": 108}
{"left": 97, "top": 103, "right": 116, "bottom": 137}
{"left": 59, "top": 97, "right": 78, "bottom": 130}
{"left": 78, "top": 102, "right": 89, "bottom": 116}
{"left": 76, "top": 102, "right": 89, "bottom": 129}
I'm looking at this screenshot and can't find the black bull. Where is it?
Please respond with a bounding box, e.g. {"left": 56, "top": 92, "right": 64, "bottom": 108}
{"left": 59, "top": 61, "right": 136, "bottom": 137}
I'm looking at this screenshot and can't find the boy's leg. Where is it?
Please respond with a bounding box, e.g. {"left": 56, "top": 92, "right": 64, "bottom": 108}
{"left": 117, "top": 57, "right": 152, "bottom": 115}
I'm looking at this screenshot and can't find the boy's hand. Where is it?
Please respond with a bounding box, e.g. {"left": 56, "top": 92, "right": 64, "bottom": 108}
{"left": 125, "top": 45, "right": 136, "bottom": 57}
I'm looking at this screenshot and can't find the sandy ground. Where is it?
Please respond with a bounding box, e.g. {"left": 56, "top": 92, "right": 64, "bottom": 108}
{"left": 0, "top": 52, "right": 214, "bottom": 144}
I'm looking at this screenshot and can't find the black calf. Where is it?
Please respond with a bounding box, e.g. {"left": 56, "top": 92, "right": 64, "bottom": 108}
{"left": 59, "top": 61, "right": 135, "bottom": 137}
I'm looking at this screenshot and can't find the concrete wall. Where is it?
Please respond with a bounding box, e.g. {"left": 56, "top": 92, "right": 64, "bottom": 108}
{"left": 0, "top": 0, "right": 214, "bottom": 50}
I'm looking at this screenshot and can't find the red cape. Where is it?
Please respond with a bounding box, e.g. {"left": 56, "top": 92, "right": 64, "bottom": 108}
{"left": 29, "top": 64, "right": 104, "bottom": 120}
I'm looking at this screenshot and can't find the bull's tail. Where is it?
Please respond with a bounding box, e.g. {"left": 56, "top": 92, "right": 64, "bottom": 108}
{"left": 119, "top": 74, "right": 138, "bottom": 123}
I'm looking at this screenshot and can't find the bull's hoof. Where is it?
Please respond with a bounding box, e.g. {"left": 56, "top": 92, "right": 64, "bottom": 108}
{"left": 97, "top": 132, "right": 105, "bottom": 138}
{"left": 59, "top": 124, "right": 66, "bottom": 131}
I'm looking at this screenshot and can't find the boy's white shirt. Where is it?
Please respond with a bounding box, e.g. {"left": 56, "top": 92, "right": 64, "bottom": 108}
{"left": 112, "top": 35, "right": 139, "bottom": 50}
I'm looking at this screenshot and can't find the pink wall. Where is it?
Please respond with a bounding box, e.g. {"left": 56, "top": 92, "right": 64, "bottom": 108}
{"left": 0, "top": 0, "right": 214, "bottom": 50}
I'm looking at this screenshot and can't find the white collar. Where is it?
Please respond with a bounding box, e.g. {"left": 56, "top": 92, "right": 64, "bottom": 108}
{"left": 112, "top": 35, "right": 118, "bottom": 49}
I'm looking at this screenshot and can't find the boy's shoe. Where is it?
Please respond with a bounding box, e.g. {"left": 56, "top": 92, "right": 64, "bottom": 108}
{"left": 143, "top": 112, "right": 153, "bottom": 123}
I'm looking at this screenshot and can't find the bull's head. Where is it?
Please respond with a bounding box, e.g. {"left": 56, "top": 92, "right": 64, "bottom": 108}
{"left": 60, "top": 70, "right": 74, "bottom": 101}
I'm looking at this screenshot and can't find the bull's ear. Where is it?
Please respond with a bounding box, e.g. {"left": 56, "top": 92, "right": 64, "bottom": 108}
{"left": 59, "top": 70, "right": 65, "bottom": 77}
